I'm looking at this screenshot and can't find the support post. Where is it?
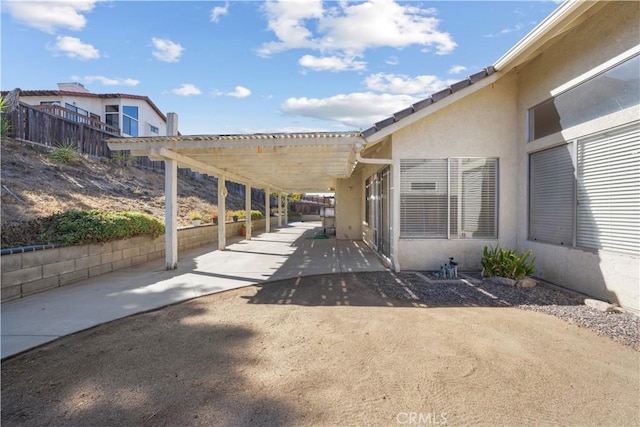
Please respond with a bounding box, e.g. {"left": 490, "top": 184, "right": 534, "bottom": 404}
{"left": 277, "top": 193, "right": 282, "bottom": 227}
{"left": 245, "top": 184, "right": 252, "bottom": 240}
{"left": 165, "top": 158, "right": 178, "bottom": 270}
{"left": 265, "top": 187, "right": 271, "bottom": 233}
{"left": 284, "top": 193, "right": 288, "bottom": 225}
{"left": 218, "top": 176, "right": 226, "bottom": 250}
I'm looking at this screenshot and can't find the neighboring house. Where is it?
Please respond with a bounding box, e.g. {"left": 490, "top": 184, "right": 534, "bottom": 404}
{"left": 339, "top": 0, "right": 639, "bottom": 312}
{"left": 14, "top": 82, "right": 167, "bottom": 137}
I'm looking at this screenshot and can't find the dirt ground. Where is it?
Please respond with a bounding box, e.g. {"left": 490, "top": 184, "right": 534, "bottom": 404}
{"left": 2, "top": 274, "right": 639, "bottom": 426}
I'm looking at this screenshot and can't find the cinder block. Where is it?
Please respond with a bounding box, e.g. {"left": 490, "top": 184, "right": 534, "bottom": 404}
{"left": 89, "top": 242, "right": 111, "bottom": 256}
{"left": 1, "top": 254, "right": 22, "bottom": 272}
{"left": 111, "top": 239, "right": 132, "bottom": 251}
{"left": 42, "top": 260, "right": 76, "bottom": 278}
{"left": 102, "top": 250, "right": 123, "bottom": 264}
{"left": 60, "top": 269, "right": 89, "bottom": 286}
{"left": 1, "top": 285, "right": 21, "bottom": 301}
{"left": 140, "top": 244, "right": 155, "bottom": 256}
{"left": 154, "top": 242, "right": 165, "bottom": 252}
{"left": 132, "top": 254, "right": 148, "bottom": 265}
{"left": 113, "top": 258, "right": 132, "bottom": 271}
{"left": 89, "top": 263, "right": 113, "bottom": 277}
{"left": 148, "top": 251, "right": 164, "bottom": 261}
{"left": 122, "top": 247, "right": 140, "bottom": 259}
{"left": 59, "top": 246, "right": 89, "bottom": 262}
{"left": 22, "top": 248, "right": 60, "bottom": 268}
{"left": 2, "top": 266, "right": 43, "bottom": 287}
{"left": 21, "top": 276, "right": 59, "bottom": 296}
{"left": 75, "top": 254, "right": 102, "bottom": 270}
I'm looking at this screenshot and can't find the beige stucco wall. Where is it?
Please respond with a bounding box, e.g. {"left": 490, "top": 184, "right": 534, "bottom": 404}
{"left": 515, "top": 1, "right": 640, "bottom": 312}
{"left": 390, "top": 74, "right": 519, "bottom": 271}
{"left": 335, "top": 170, "right": 362, "bottom": 240}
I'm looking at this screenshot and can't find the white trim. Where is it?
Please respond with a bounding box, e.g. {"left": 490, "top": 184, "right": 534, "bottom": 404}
{"left": 550, "top": 45, "right": 640, "bottom": 97}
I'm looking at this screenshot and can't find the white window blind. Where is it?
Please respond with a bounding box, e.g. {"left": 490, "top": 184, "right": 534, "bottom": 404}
{"left": 529, "top": 145, "right": 575, "bottom": 246}
{"left": 577, "top": 122, "right": 640, "bottom": 254}
{"left": 400, "top": 159, "right": 448, "bottom": 238}
{"left": 400, "top": 158, "right": 498, "bottom": 239}
{"left": 450, "top": 158, "right": 498, "bottom": 238}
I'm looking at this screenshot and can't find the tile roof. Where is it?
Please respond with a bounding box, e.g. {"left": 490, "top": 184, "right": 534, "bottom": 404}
{"left": 361, "top": 66, "right": 495, "bottom": 139}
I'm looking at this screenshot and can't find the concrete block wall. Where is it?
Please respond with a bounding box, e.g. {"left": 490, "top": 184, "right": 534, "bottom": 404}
{"left": 1, "top": 217, "right": 280, "bottom": 302}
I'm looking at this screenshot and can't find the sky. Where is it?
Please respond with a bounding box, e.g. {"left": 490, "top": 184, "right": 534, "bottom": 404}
{"left": 1, "top": 0, "right": 561, "bottom": 135}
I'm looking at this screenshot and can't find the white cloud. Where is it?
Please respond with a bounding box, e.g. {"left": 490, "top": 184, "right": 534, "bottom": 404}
{"left": 298, "top": 54, "right": 366, "bottom": 72}
{"left": 210, "top": 2, "right": 229, "bottom": 23}
{"left": 485, "top": 22, "right": 525, "bottom": 38}
{"left": 170, "top": 83, "right": 201, "bottom": 96}
{"left": 214, "top": 86, "right": 252, "bottom": 98}
{"left": 227, "top": 86, "right": 251, "bottom": 98}
{"left": 51, "top": 36, "right": 100, "bottom": 60}
{"left": 281, "top": 92, "right": 419, "bottom": 129}
{"left": 449, "top": 65, "right": 467, "bottom": 75}
{"left": 151, "top": 37, "right": 184, "bottom": 63}
{"left": 259, "top": 0, "right": 456, "bottom": 58}
{"left": 2, "top": 0, "right": 100, "bottom": 33}
{"left": 81, "top": 75, "right": 140, "bottom": 86}
{"left": 385, "top": 56, "right": 399, "bottom": 66}
{"left": 364, "top": 73, "right": 452, "bottom": 95}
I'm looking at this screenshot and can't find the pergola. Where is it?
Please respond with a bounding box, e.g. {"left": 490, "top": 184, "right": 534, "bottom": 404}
{"left": 107, "top": 131, "right": 365, "bottom": 269}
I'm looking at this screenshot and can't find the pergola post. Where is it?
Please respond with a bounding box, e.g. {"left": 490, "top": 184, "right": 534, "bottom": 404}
{"left": 284, "top": 193, "right": 288, "bottom": 225}
{"left": 277, "top": 193, "right": 282, "bottom": 227}
{"left": 265, "top": 187, "right": 271, "bottom": 233}
{"left": 245, "top": 184, "right": 252, "bottom": 240}
{"left": 218, "top": 176, "right": 226, "bottom": 250}
{"left": 164, "top": 158, "right": 178, "bottom": 270}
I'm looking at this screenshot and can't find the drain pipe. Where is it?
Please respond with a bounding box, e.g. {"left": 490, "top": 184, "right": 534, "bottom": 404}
{"left": 355, "top": 144, "right": 400, "bottom": 272}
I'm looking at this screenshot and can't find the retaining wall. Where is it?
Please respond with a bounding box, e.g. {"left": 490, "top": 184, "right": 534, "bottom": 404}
{"left": 1, "top": 217, "right": 280, "bottom": 302}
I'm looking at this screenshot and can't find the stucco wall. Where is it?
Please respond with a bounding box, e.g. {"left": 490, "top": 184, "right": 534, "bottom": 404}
{"left": 514, "top": 1, "right": 640, "bottom": 312}
{"left": 391, "top": 74, "right": 519, "bottom": 271}
{"left": 335, "top": 170, "right": 362, "bottom": 240}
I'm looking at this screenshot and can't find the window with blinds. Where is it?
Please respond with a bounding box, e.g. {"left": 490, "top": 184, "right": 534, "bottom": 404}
{"left": 400, "top": 158, "right": 498, "bottom": 239}
{"left": 528, "top": 121, "right": 639, "bottom": 255}
{"left": 577, "top": 122, "right": 640, "bottom": 254}
{"left": 529, "top": 145, "right": 575, "bottom": 246}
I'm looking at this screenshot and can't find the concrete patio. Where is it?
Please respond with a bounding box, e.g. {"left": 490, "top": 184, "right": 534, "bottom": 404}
{"left": 1, "top": 221, "right": 387, "bottom": 358}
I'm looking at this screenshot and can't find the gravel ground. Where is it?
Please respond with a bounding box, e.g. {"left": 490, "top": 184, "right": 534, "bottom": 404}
{"left": 359, "top": 271, "right": 640, "bottom": 351}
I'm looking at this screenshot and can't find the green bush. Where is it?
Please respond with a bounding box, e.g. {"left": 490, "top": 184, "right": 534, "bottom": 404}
{"left": 225, "top": 209, "right": 264, "bottom": 221}
{"left": 481, "top": 245, "right": 535, "bottom": 280}
{"left": 37, "top": 210, "right": 164, "bottom": 247}
{"left": 50, "top": 143, "right": 80, "bottom": 164}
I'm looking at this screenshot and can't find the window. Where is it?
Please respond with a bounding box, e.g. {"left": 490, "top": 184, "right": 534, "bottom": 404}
{"left": 105, "top": 105, "right": 119, "bottom": 129}
{"left": 40, "top": 101, "right": 60, "bottom": 106}
{"left": 122, "top": 106, "right": 138, "bottom": 136}
{"left": 529, "top": 122, "right": 639, "bottom": 255}
{"left": 364, "top": 178, "right": 371, "bottom": 224}
{"left": 400, "top": 158, "right": 498, "bottom": 239}
{"left": 529, "top": 54, "right": 640, "bottom": 141}
{"left": 149, "top": 124, "right": 159, "bottom": 135}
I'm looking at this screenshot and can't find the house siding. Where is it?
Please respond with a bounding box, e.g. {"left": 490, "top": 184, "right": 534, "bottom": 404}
{"left": 515, "top": 1, "right": 640, "bottom": 312}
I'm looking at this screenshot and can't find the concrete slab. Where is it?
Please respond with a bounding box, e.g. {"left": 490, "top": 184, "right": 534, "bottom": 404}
{"left": 1, "top": 222, "right": 387, "bottom": 358}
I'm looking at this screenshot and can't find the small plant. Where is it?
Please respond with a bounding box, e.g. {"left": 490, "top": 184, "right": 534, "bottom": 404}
{"left": 0, "top": 96, "right": 10, "bottom": 138}
{"left": 204, "top": 212, "right": 218, "bottom": 224}
{"left": 110, "top": 150, "right": 125, "bottom": 165}
{"left": 481, "top": 245, "right": 535, "bottom": 280}
{"left": 188, "top": 211, "right": 202, "bottom": 221}
{"left": 50, "top": 142, "right": 80, "bottom": 164}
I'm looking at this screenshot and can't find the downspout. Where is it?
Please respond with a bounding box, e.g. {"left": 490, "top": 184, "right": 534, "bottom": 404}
{"left": 355, "top": 145, "right": 401, "bottom": 272}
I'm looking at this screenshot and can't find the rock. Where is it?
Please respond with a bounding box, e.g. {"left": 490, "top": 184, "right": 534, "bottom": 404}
{"left": 488, "top": 276, "right": 517, "bottom": 287}
{"left": 516, "top": 277, "right": 537, "bottom": 288}
{"left": 584, "top": 298, "right": 618, "bottom": 312}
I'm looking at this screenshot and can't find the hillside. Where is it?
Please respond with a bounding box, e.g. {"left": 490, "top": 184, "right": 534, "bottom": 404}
{"left": 1, "top": 138, "right": 261, "bottom": 245}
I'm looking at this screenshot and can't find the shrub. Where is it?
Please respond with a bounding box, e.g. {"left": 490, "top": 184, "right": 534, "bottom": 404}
{"left": 481, "top": 245, "right": 535, "bottom": 280}
{"left": 188, "top": 211, "right": 202, "bottom": 220}
{"left": 37, "top": 210, "right": 164, "bottom": 247}
{"left": 50, "top": 143, "right": 80, "bottom": 164}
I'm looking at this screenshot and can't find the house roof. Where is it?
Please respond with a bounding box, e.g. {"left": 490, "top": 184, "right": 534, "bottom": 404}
{"left": 3, "top": 89, "right": 167, "bottom": 122}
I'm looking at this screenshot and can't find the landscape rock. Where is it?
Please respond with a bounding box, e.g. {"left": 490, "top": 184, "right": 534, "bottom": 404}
{"left": 516, "top": 277, "right": 538, "bottom": 288}
{"left": 487, "top": 276, "right": 517, "bottom": 287}
{"left": 584, "top": 298, "right": 618, "bottom": 313}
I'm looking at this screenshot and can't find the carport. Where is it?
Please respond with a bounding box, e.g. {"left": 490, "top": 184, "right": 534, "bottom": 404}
{"left": 107, "top": 129, "right": 365, "bottom": 270}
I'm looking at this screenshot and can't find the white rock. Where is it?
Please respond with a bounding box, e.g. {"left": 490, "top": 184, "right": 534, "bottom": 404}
{"left": 516, "top": 277, "right": 537, "bottom": 288}
{"left": 584, "top": 298, "right": 618, "bottom": 312}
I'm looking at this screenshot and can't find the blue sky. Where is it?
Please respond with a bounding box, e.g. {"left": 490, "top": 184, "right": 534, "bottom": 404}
{"left": 1, "top": 1, "right": 560, "bottom": 135}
